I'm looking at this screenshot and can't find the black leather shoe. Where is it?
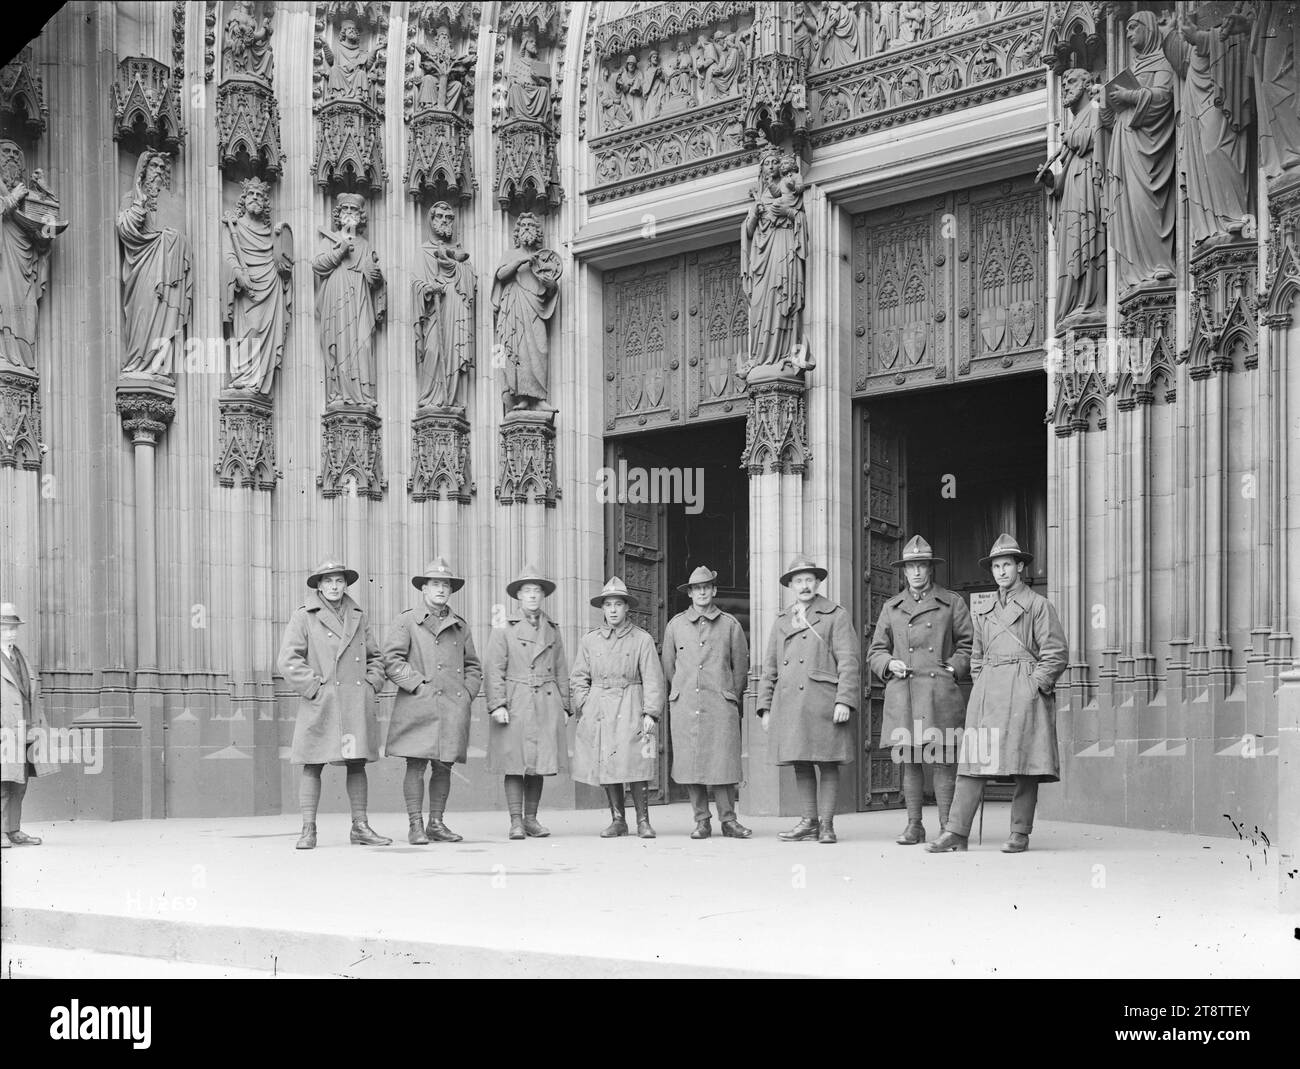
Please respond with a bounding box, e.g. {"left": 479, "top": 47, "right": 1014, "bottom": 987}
{"left": 600, "top": 817, "right": 628, "bottom": 838}
{"left": 522, "top": 816, "right": 550, "bottom": 837}
{"left": 778, "top": 818, "right": 820, "bottom": 841}
{"left": 720, "top": 819, "right": 752, "bottom": 839}
{"left": 295, "top": 823, "right": 317, "bottom": 850}
{"left": 637, "top": 818, "right": 657, "bottom": 839}
{"left": 1002, "top": 832, "right": 1029, "bottom": 853}
{"left": 426, "top": 819, "right": 463, "bottom": 843}
{"left": 690, "top": 819, "right": 712, "bottom": 839}
{"left": 925, "top": 830, "right": 969, "bottom": 853}
{"left": 896, "top": 822, "right": 926, "bottom": 845}
{"left": 509, "top": 815, "right": 526, "bottom": 840}
{"left": 408, "top": 818, "right": 429, "bottom": 845}
{"left": 350, "top": 821, "right": 392, "bottom": 846}
{"left": 6, "top": 830, "right": 42, "bottom": 846}
{"left": 818, "top": 818, "right": 837, "bottom": 844}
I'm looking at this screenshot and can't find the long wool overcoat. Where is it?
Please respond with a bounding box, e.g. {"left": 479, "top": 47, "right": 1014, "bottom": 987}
{"left": 867, "top": 585, "right": 973, "bottom": 761}
{"left": 484, "top": 612, "right": 570, "bottom": 776}
{"left": 661, "top": 605, "right": 749, "bottom": 786}
{"left": 756, "top": 594, "right": 861, "bottom": 765}
{"left": 382, "top": 606, "right": 482, "bottom": 764}
{"left": 570, "top": 622, "right": 665, "bottom": 786}
{"left": 960, "top": 581, "right": 1068, "bottom": 781}
{"left": 277, "top": 591, "right": 386, "bottom": 765}
{"left": 1, "top": 646, "right": 58, "bottom": 782}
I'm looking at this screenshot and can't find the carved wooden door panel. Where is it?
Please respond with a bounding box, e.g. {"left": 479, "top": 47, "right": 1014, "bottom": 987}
{"left": 603, "top": 255, "right": 684, "bottom": 436}
{"left": 605, "top": 439, "right": 671, "bottom": 802}
{"left": 856, "top": 406, "right": 906, "bottom": 811}
{"left": 685, "top": 245, "right": 749, "bottom": 422}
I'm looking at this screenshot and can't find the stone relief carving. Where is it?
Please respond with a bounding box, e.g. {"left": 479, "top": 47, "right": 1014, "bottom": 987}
{"left": 218, "top": 0, "right": 283, "bottom": 177}
{"left": 493, "top": 211, "right": 561, "bottom": 415}
{"left": 313, "top": 2, "right": 389, "bottom": 192}
{"left": 314, "top": 193, "right": 385, "bottom": 409}
{"left": 404, "top": 3, "right": 478, "bottom": 201}
{"left": 1164, "top": 9, "right": 1253, "bottom": 248}
{"left": 413, "top": 201, "right": 475, "bottom": 412}
{"left": 495, "top": 9, "right": 563, "bottom": 213}
{"left": 0, "top": 46, "right": 47, "bottom": 138}
{"left": 221, "top": 177, "right": 292, "bottom": 396}
{"left": 1236, "top": 2, "right": 1300, "bottom": 183}
{"left": 1037, "top": 68, "right": 1106, "bottom": 326}
{"left": 0, "top": 141, "right": 64, "bottom": 376}
{"left": 117, "top": 149, "right": 193, "bottom": 378}
{"left": 1107, "top": 9, "right": 1177, "bottom": 295}
{"left": 740, "top": 151, "right": 810, "bottom": 378}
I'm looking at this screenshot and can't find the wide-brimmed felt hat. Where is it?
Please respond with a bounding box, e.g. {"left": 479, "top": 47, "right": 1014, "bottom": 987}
{"left": 0, "top": 602, "right": 26, "bottom": 626}
{"left": 307, "top": 557, "right": 359, "bottom": 589}
{"left": 779, "top": 554, "right": 828, "bottom": 587}
{"left": 412, "top": 556, "right": 465, "bottom": 592}
{"left": 677, "top": 565, "right": 719, "bottom": 592}
{"left": 591, "top": 576, "right": 638, "bottom": 609}
{"left": 979, "top": 533, "right": 1034, "bottom": 569}
{"left": 506, "top": 563, "right": 556, "bottom": 600}
{"left": 891, "top": 534, "right": 945, "bottom": 568}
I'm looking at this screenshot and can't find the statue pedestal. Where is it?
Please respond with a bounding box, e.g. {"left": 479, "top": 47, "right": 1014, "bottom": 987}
{"left": 216, "top": 390, "right": 277, "bottom": 491}
{"left": 405, "top": 109, "right": 471, "bottom": 201}
{"left": 741, "top": 370, "right": 811, "bottom": 816}
{"left": 495, "top": 118, "right": 561, "bottom": 214}
{"left": 409, "top": 406, "right": 472, "bottom": 503}
{"left": 496, "top": 409, "right": 558, "bottom": 595}
{"left": 313, "top": 98, "right": 385, "bottom": 193}
{"left": 217, "top": 74, "right": 282, "bottom": 178}
{"left": 318, "top": 404, "right": 385, "bottom": 500}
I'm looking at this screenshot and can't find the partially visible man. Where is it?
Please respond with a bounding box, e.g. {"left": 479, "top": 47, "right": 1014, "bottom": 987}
{"left": 662, "top": 566, "right": 752, "bottom": 839}
{"left": 868, "top": 535, "right": 972, "bottom": 846}
{"left": 927, "top": 534, "right": 1068, "bottom": 854}
{"left": 1, "top": 603, "right": 57, "bottom": 847}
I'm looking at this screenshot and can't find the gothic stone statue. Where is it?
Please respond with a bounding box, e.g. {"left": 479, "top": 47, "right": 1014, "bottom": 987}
{"left": 0, "top": 140, "right": 64, "bottom": 374}
{"left": 505, "top": 28, "right": 551, "bottom": 123}
{"left": 1164, "top": 11, "right": 1253, "bottom": 246}
{"left": 314, "top": 193, "right": 386, "bottom": 408}
{"left": 740, "top": 152, "right": 810, "bottom": 377}
{"left": 1231, "top": 2, "right": 1300, "bottom": 181}
{"left": 493, "top": 212, "right": 561, "bottom": 414}
{"left": 223, "top": 0, "right": 274, "bottom": 82}
{"left": 413, "top": 201, "right": 475, "bottom": 411}
{"left": 222, "top": 177, "right": 292, "bottom": 396}
{"left": 322, "top": 16, "right": 379, "bottom": 105}
{"left": 118, "top": 149, "right": 193, "bottom": 377}
{"left": 1106, "top": 10, "right": 1177, "bottom": 292}
{"left": 415, "top": 24, "right": 471, "bottom": 118}
{"left": 1038, "top": 69, "right": 1106, "bottom": 323}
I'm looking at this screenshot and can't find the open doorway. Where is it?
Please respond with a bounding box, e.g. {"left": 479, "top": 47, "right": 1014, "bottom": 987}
{"left": 602, "top": 419, "right": 750, "bottom": 803}
{"left": 855, "top": 373, "right": 1049, "bottom": 810}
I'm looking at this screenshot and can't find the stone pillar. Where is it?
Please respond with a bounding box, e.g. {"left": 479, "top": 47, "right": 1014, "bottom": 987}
{"left": 496, "top": 410, "right": 558, "bottom": 567}
{"left": 0, "top": 369, "right": 42, "bottom": 617}
{"left": 410, "top": 407, "right": 473, "bottom": 566}
{"left": 114, "top": 378, "right": 175, "bottom": 819}
{"left": 742, "top": 367, "right": 809, "bottom": 815}
{"left": 1279, "top": 669, "right": 1300, "bottom": 913}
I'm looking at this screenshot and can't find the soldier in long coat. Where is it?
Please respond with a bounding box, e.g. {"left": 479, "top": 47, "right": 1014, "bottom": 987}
{"left": 1, "top": 603, "right": 57, "bottom": 848}
{"left": 928, "top": 534, "right": 1068, "bottom": 854}
{"left": 756, "top": 555, "right": 861, "bottom": 844}
{"left": 277, "top": 558, "right": 391, "bottom": 850}
{"left": 662, "top": 565, "right": 752, "bottom": 839}
{"left": 485, "top": 564, "right": 570, "bottom": 840}
{"left": 868, "top": 535, "right": 973, "bottom": 846}
{"left": 570, "top": 578, "right": 666, "bottom": 839}
{"left": 382, "top": 557, "right": 482, "bottom": 844}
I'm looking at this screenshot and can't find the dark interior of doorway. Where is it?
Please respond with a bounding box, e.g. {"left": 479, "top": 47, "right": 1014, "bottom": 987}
{"left": 603, "top": 418, "right": 749, "bottom": 804}
{"left": 859, "top": 372, "right": 1048, "bottom": 809}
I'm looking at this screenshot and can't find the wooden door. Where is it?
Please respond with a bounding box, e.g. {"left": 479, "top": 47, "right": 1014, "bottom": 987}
{"left": 605, "top": 439, "right": 671, "bottom": 802}
{"left": 855, "top": 406, "right": 907, "bottom": 811}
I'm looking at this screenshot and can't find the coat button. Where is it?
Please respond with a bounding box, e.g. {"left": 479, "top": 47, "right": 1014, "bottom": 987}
{"left": 929, "top": 672, "right": 935, "bottom": 678}
{"left": 783, "top": 659, "right": 789, "bottom": 665}
{"left": 798, "top": 684, "right": 804, "bottom": 690}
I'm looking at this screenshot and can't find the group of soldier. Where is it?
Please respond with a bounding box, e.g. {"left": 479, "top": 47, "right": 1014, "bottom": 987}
{"left": 268, "top": 529, "right": 1067, "bottom": 853}
{"left": 0, "top": 531, "right": 1068, "bottom": 854}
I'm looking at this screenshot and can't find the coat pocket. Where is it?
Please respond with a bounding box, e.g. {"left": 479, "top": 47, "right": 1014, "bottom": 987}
{"left": 807, "top": 669, "right": 839, "bottom": 686}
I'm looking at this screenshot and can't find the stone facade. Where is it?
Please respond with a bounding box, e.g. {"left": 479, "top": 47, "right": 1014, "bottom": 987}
{"left": 5, "top": 1, "right": 1296, "bottom": 876}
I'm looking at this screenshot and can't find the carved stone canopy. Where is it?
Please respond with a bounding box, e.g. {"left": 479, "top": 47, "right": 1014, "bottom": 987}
{"left": 111, "top": 57, "right": 185, "bottom": 155}
{"left": 319, "top": 406, "right": 386, "bottom": 499}
{"left": 497, "top": 409, "right": 558, "bottom": 507}
{"left": 314, "top": 98, "right": 386, "bottom": 192}
{"left": 218, "top": 77, "right": 283, "bottom": 178}
{"left": 0, "top": 369, "right": 42, "bottom": 470}
{"left": 0, "top": 46, "right": 47, "bottom": 138}
{"left": 741, "top": 369, "right": 810, "bottom": 476}
{"left": 409, "top": 407, "right": 472, "bottom": 502}
{"left": 216, "top": 390, "right": 279, "bottom": 491}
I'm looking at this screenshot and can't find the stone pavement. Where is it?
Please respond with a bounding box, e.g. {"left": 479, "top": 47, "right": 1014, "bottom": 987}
{"left": 1, "top": 805, "right": 1295, "bottom": 978}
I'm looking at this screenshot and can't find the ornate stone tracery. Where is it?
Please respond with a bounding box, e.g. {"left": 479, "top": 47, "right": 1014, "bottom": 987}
{"left": 403, "top": 1, "right": 479, "bottom": 201}
{"left": 217, "top": 0, "right": 283, "bottom": 179}
{"left": 312, "top": 1, "right": 390, "bottom": 193}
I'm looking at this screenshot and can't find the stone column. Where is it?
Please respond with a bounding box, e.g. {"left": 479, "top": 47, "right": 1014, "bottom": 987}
{"left": 742, "top": 367, "right": 810, "bottom": 816}
{"left": 0, "top": 369, "right": 43, "bottom": 619}
{"left": 115, "top": 378, "right": 176, "bottom": 819}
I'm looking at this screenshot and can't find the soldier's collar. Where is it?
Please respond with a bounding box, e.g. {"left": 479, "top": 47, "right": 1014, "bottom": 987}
{"left": 599, "top": 621, "right": 633, "bottom": 638}
{"left": 685, "top": 604, "right": 720, "bottom": 621}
